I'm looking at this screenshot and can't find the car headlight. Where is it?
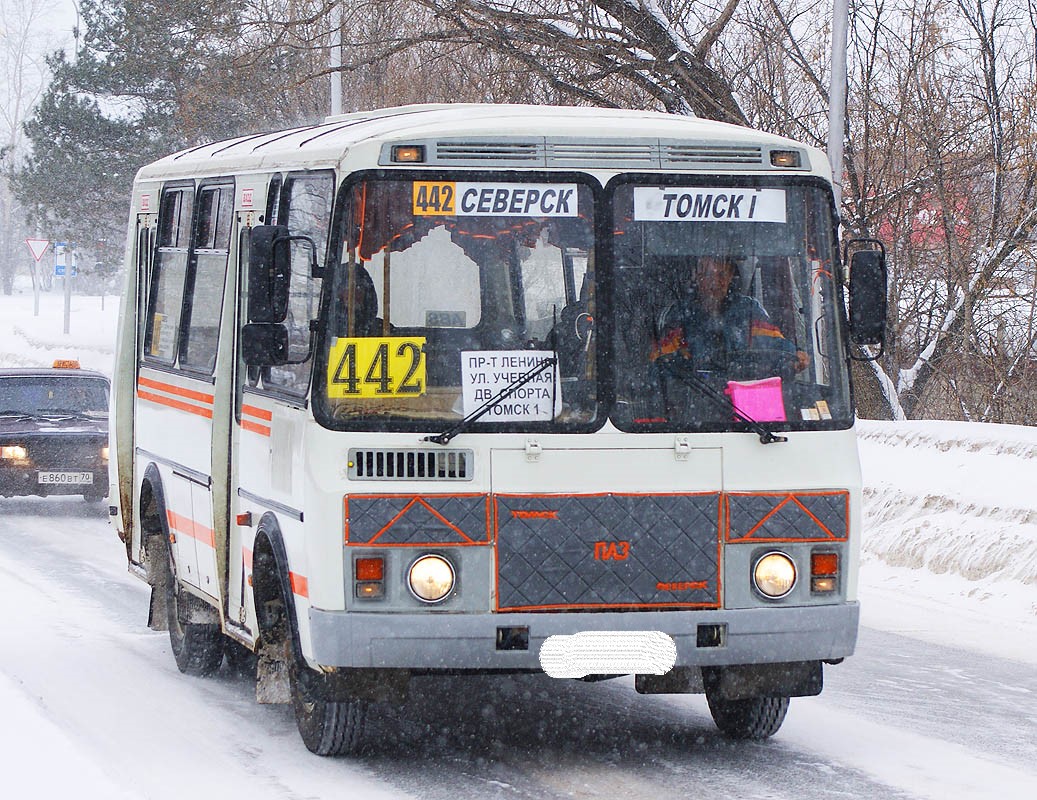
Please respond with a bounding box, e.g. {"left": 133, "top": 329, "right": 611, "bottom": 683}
{"left": 407, "top": 554, "right": 455, "bottom": 603}
{"left": 1, "top": 445, "right": 28, "bottom": 460}
{"left": 752, "top": 551, "right": 797, "bottom": 599}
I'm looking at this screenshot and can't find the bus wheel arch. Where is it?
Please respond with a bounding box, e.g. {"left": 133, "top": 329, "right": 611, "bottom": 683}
{"left": 139, "top": 465, "right": 223, "bottom": 675}
{"left": 251, "top": 516, "right": 367, "bottom": 755}
{"left": 139, "top": 467, "right": 170, "bottom": 632}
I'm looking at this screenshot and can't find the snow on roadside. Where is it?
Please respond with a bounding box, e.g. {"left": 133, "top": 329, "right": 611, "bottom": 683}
{"left": 0, "top": 289, "right": 117, "bottom": 376}
{"left": 858, "top": 419, "right": 1037, "bottom": 585}
{"left": 856, "top": 419, "right": 1037, "bottom": 662}
{"left": 2, "top": 673, "right": 136, "bottom": 799}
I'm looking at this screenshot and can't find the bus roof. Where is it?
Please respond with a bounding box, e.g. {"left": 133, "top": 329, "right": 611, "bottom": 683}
{"left": 135, "top": 103, "right": 829, "bottom": 182}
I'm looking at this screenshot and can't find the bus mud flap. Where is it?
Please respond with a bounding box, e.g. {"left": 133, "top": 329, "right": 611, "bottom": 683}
{"left": 256, "top": 640, "right": 291, "bottom": 704}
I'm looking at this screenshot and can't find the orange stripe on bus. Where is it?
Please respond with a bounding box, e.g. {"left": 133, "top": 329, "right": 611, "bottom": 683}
{"left": 240, "top": 418, "right": 271, "bottom": 437}
{"left": 137, "top": 376, "right": 214, "bottom": 405}
{"left": 137, "top": 390, "right": 214, "bottom": 419}
{"left": 241, "top": 404, "right": 273, "bottom": 421}
{"left": 289, "top": 572, "right": 309, "bottom": 598}
{"left": 165, "top": 509, "right": 215, "bottom": 547}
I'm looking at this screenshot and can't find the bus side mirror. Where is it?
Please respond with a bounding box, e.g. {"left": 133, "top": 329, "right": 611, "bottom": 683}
{"left": 847, "top": 242, "right": 887, "bottom": 352}
{"left": 248, "top": 225, "right": 292, "bottom": 323}
{"left": 241, "top": 323, "right": 290, "bottom": 366}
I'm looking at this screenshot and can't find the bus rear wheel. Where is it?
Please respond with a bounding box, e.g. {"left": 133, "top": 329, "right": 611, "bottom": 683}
{"left": 165, "top": 555, "right": 224, "bottom": 676}
{"left": 706, "top": 694, "right": 789, "bottom": 740}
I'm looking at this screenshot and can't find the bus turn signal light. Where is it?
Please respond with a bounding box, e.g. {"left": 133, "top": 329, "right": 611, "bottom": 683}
{"left": 811, "top": 552, "right": 839, "bottom": 593}
{"left": 811, "top": 552, "right": 838, "bottom": 575}
{"left": 355, "top": 557, "right": 384, "bottom": 581}
{"left": 355, "top": 557, "right": 385, "bottom": 599}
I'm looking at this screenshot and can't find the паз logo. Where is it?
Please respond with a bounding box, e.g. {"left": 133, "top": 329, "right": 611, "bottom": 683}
{"left": 593, "top": 541, "right": 630, "bottom": 561}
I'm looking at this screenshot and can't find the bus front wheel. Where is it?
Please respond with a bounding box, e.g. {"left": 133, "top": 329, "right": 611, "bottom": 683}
{"left": 706, "top": 694, "right": 789, "bottom": 740}
{"left": 290, "top": 662, "right": 368, "bottom": 756}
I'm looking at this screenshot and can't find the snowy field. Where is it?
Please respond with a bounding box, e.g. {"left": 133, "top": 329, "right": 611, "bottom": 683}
{"left": 1, "top": 286, "right": 1035, "bottom": 797}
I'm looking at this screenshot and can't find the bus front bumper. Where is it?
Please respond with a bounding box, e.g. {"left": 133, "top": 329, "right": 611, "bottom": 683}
{"left": 308, "top": 602, "right": 859, "bottom": 670}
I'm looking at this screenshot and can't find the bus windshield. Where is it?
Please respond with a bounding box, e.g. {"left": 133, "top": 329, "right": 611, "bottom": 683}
{"left": 610, "top": 178, "right": 852, "bottom": 431}
{"left": 315, "top": 176, "right": 599, "bottom": 431}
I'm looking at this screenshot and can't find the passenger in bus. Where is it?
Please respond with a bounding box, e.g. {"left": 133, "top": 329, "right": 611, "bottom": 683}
{"left": 650, "top": 255, "right": 809, "bottom": 377}
{"left": 334, "top": 266, "right": 380, "bottom": 337}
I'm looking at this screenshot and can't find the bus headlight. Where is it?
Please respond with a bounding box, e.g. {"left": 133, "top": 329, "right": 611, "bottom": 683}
{"left": 101, "top": 445, "right": 110, "bottom": 463}
{"left": 407, "top": 554, "right": 455, "bottom": 603}
{"left": 1, "top": 445, "right": 28, "bottom": 460}
{"left": 752, "top": 551, "right": 797, "bottom": 599}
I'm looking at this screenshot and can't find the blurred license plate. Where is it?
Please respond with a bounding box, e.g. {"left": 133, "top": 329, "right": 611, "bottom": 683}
{"left": 38, "top": 471, "right": 93, "bottom": 485}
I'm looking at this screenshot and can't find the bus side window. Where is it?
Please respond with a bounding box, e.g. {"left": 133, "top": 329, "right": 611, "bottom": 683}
{"left": 180, "top": 183, "right": 233, "bottom": 373}
{"left": 262, "top": 171, "right": 334, "bottom": 395}
{"left": 143, "top": 185, "right": 194, "bottom": 364}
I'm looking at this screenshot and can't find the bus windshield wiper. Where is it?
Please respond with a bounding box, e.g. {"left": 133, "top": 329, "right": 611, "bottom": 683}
{"left": 0, "top": 410, "right": 37, "bottom": 421}
{"left": 425, "top": 355, "right": 558, "bottom": 446}
{"left": 657, "top": 357, "right": 787, "bottom": 445}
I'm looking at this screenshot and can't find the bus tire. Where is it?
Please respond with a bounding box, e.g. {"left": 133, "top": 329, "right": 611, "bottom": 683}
{"left": 706, "top": 694, "right": 789, "bottom": 740}
{"left": 290, "top": 664, "right": 367, "bottom": 756}
{"left": 165, "top": 554, "right": 224, "bottom": 676}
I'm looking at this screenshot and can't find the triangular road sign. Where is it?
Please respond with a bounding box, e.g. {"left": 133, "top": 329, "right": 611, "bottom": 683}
{"left": 25, "top": 238, "right": 50, "bottom": 262}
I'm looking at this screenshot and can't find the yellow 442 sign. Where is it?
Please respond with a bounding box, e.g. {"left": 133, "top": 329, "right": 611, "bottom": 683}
{"left": 327, "top": 337, "right": 426, "bottom": 398}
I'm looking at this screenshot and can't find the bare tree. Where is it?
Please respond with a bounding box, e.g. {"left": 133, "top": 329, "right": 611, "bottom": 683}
{"left": 0, "top": 0, "right": 57, "bottom": 294}
{"left": 725, "top": 0, "right": 1037, "bottom": 422}
{"left": 842, "top": 0, "right": 1037, "bottom": 421}
{"left": 252, "top": 1, "right": 750, "bottom": 120}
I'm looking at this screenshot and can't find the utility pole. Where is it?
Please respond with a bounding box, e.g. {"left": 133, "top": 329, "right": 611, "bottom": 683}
{"left": 329, "top": 2, "right": 343, "bottom": 116}
{"left": 828, "top": 0, "right": 850, "bottom": 209}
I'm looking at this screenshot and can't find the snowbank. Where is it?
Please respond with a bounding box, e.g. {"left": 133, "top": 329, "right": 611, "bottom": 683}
{"left": 858, "top": 419, "right": 1037, "bottom": 587}
{"left": 856, "top": 419, "right": 1037, "bottom": 662}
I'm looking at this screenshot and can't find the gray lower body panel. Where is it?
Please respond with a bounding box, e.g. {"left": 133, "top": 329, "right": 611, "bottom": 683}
{"left": 308, "top": 602, "right": 859, "bottom": 670}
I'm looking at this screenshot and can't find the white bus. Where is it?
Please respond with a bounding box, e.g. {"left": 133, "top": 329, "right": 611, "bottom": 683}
{"left": 109, "top": 104, "right": 886, "bottom": 755}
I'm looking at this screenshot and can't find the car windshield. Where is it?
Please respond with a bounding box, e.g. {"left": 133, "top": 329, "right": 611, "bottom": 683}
{"left": 314, "top": 176, "right": 598, "bottom": 432}
{"left": 0, "top": 376, "right": 110, "bottom": 417}
{"left": 610, "top": 179, "right": 851, "bottom": 431}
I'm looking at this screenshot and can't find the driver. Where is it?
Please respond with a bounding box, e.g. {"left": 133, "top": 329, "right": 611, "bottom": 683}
{"left": 650, "top": 255, "right": 809, "bottom": 375}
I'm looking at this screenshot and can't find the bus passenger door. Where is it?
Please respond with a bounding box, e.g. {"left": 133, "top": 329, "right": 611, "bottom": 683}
{"left": 136, "top": 181, "right": 233, "bottom": 606}
{"left": 229, "top": 171, "right": 333, "bottom": 637}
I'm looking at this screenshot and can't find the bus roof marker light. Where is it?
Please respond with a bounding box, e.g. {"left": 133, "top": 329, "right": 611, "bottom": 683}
{"left": 770, "top": 150, "right": 802, "bottom": 168}
{"left": 392, "top": 145, "right": 425, "bottom": 163}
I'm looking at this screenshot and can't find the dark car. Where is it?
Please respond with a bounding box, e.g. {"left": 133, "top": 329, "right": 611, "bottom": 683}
{"left": 0, "top": 362, "right": 110, "bottom": 502}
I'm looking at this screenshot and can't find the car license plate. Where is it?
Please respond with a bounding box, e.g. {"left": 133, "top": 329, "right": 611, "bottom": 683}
{"left": 38, "top": 471, "right": 94, "bottom": 485}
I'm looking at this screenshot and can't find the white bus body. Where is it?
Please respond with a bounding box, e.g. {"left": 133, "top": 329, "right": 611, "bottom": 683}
{"left": 109, "top": 104, "right": 885, "bottom": 754}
